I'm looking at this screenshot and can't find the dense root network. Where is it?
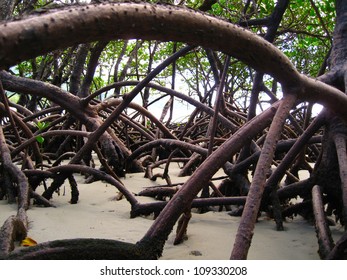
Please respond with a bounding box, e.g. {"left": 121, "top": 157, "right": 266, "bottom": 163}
{"left": 0, "top": 1, "right": 346, "bottom": 259}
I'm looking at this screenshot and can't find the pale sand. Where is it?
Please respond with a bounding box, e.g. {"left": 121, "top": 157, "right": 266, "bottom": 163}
{"left": 0, "top": 164, "right": 344, "bottom": 259}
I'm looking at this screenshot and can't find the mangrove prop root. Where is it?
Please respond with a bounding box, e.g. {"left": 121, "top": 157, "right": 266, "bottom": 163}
{"left": 231, "top": 94, "right": 297, "bottom": 260}
{"left": 326, "top": 231, "right": 347, "bottom": 259}
{"left": 0, "top": 215, "right": 27, "bottom": 257}
{"left": 174, "top": 209, "right": 192, "bottom": 245}
{"left": 312, "top": 185, "right": 335, "bottom": 259}
{"left": 2, "top": 238, "right": 156, "bottom": 260}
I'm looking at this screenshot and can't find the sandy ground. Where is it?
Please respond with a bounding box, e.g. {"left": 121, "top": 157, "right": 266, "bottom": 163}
{"left": 0, "top": 164, "right": 344, "bottom": 260}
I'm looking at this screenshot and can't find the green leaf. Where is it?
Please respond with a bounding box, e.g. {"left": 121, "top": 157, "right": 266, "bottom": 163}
{"left": 36, "top": 121, "right": 50, "bottom": 130}
{"left": 36, "top": 136, "right": 45, "bottom": 144}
